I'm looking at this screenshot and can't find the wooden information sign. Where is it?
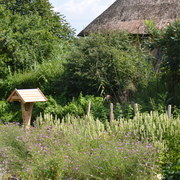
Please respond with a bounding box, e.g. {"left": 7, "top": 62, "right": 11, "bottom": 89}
{"left": 7, "top": 88, "right": 48, "bottom": 129}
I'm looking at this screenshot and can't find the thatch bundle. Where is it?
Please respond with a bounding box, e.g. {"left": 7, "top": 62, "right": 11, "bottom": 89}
{"left": 78, "top": 0, "right": 180, "bottom": 36}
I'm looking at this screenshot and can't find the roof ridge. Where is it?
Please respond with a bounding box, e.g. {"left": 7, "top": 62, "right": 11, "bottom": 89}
{"left": 78, "top": 0, "right": 180, "bottom": 36}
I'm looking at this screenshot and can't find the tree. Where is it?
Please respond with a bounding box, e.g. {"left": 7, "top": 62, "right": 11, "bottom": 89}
{"left": 0, "top": 0, "right": 74, "bottom": 78}
{"left": 146, "top": 20, "right": 180, "bottom": 79}
{"left": 64, "top": 32, "right": 152, "bottom": 103}
{"left": 1, "top": 0, "right": 74, "bottom": 39}
{"left": 146, "top": 20, "right": 180, "bottom": 105}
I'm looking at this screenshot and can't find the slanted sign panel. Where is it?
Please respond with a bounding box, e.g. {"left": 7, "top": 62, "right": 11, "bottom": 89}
{"left": 7, "top": 88, "right": 48, "bottom": 103}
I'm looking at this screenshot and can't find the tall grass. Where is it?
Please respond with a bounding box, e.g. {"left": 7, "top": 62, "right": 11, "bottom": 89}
{"left": 36, "top": 112, "right": 179, "bottom": 149}
{"left": 0, "top": 112, "right": 179, "bottom": 179}
{"left": 110, "top": 112, "right": 179, "bottom": 145}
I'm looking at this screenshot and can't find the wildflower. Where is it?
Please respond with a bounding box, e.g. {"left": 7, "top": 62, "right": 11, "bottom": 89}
{"left": 157, "top": 174, "right": 162, "bottom": 180}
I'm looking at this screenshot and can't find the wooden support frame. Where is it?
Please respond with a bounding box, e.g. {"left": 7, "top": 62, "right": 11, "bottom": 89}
{"left": 7, "top": 88, "right": 48, "bottom": 129}
{"left": 21, "top": 103, "right": 34, "bottom": 129}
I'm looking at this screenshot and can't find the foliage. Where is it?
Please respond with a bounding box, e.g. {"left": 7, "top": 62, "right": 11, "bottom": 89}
{"left": 1, "top": 0, "right": 74, "bottom": 39}
{"left": 146, "top": 20, "right": 180, "bottom": 75}
{"left": 0, "top": 59, "right": 65, "bottom": 98}
{"left": 0, "top": 57, "right": 68, "bottom": 123}
{"left": 145, "top": 20, "right": 180, "bottom": 106}
{"left": 110, "top": 112, "right": 179, "bottom": 144}
{"left": 34, "top": 94, "right": 109, "bottom": 122}
{"left": 0, "top": 90, "right": 143, "bottom": 124}
{"left": 114, "top": 102, "right": 134, "bottom": 119}
{"left": 0, "top": 13, "right": 178, "bottom": 179}
{"left": 162, "top": 133, "right": 180, "bottom": 180}
{"left": 110, "top": 111, "right": 180, "bottom": 179}
{"left": 135, "top": 75, "right": 170, "bottom": 112}
{"left": 0, "top": 92, "right": 108, "bottom": 123}
{"left": 35, "top": 111, "right": 180, "bottom": 179}
{"left": 0, "top": 101, "right": 21, "bottom": 123}
{"left": 65, "top": 32, "right": 152, "bottom": 103}
{"left": 0, "top": 114, "right": 162, "bottom": 179}
{"left": 0, "top": 0, "right": 74, "bottom": 78}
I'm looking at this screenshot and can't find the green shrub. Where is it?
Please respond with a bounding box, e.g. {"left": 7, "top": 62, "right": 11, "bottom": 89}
{"left": 0, "top": 1, "right": 74, "bottom": 78}
{"left": 64, "top": 32, "right": 152, "bottom": 102}
{"left": 0, "top": 59, "right": 66, "bottom": 98}
{"left": 0, "top": 100, "right": 21, "bottom": 123}
{"left": 145, "top": 20, "right": 180, "bottom": 107}
{"left": 35, "top": 94, "right": 109, "bottom": 122}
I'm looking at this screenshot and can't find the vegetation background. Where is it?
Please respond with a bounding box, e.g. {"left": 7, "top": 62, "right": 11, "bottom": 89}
{"left": 0, "top": 0, "right": 179, "bottom": 179}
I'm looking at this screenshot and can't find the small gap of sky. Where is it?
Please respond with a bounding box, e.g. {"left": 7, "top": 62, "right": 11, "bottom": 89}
{"left": 49, "top": 0, "right": 115, "bottom": 34}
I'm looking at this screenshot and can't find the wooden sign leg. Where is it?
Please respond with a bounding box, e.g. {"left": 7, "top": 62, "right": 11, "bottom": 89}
{"left": 21, "top": 103, "right": 34, "bottom": 129}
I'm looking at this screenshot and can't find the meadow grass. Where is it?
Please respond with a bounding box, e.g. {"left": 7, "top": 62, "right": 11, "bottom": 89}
{"left": 0, "top": 112, "right": 179, "bottom": 179}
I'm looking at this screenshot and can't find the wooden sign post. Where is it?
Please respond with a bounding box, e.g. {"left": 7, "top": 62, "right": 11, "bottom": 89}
{"left": 110, "top": 103, "right": 114, "bottom": 122}
{"left": 21, "top": 103, "right": 34, "bottom": 129}
{"left": 87, "top": 101, "right": 91, "bottom": 117}
{"left": 167, "top": 105, "right": 172, "bottom": 118}
{"left": 133, "top": 103, "right": 139, "bottom": 116}
{"left": 7, "top": 88, "right": 48, "bottom": 129}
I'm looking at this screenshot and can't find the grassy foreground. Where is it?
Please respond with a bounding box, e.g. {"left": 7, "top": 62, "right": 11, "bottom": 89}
{"left": 0, "top": 112, "right": 179, "bottom": 179}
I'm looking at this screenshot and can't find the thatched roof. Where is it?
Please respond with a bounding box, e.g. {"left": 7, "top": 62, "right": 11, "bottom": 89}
{"left": 78, "top": 0, "right": 180, "bottom": 36}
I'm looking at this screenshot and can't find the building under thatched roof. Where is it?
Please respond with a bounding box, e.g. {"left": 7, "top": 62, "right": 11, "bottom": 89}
{"left": 78, "top": 0, "right": 180, "bottom": 36}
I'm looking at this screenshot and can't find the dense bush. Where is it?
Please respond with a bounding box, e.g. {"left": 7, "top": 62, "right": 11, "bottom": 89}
{"left": 0, "top": 59, "right": 65, "bottom": 98}
{"left": 64, "top": 32, "right": 153, "bottom": 102}
{"left": 0, "top": 101, "right": 21, "bottom": 123}
{"left": 144, "top": 20, "right": 180, "bottom": 107}
{"left": 0, "top": 0, "right": 74, "bottom": 78}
